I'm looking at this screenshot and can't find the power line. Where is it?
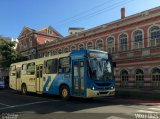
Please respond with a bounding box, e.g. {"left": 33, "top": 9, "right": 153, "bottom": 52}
{"left": 53, "top": 0, "right": 124, "bottom": 26}
{"left": 64, "top": 0, "right": 134, "bottom": 26}
{"left": 53, "top": 0, "right": 117, "bottom": 25}
{"left": 54, "top": 0, "right": 134, "bottom": 27}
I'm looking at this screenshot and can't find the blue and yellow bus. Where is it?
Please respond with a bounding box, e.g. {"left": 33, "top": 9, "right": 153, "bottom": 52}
{"left": 9, "top": 49, "right": 116, "bottom": 99}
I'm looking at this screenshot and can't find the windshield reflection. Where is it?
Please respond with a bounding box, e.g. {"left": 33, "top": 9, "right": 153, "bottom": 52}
{"left": 89, "top": 58, "right": 113, "bottom": 80}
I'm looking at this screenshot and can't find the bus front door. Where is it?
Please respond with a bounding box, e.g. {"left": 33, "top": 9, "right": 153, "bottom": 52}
{"left": 36, "top": 65, "right": 43, "bottom": 93}
{"left": 73, "top": 60, "right": 85, "bottom": 97}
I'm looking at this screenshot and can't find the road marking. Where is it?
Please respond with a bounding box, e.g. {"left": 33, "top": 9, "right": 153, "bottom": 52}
{"left": 0, "top": 100, "right": 55, "bottom": 110}
{"left": 148, "top": 107, "right": 160, "bottom": 111}
{"left": 106, "top": 116, "right": 127, "bottom": 119}
{"left": 137, "top": 110, "right": 159, "bottom": 113}
{"left": 0, "top": 103, "right": 11, "bottom": 107}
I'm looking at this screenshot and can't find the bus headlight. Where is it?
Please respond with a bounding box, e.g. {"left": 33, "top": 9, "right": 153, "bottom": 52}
{"left": 111, "top": 86, "right": 114, "bottom": 89}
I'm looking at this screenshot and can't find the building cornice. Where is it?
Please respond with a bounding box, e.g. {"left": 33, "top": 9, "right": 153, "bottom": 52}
{"left": 38, "top": 7, "right": 160, "bottom": 50}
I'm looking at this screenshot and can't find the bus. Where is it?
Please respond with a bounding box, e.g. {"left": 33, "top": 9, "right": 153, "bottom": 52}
{"left": 9, "top": 49, "right": 116, "bottom": 99}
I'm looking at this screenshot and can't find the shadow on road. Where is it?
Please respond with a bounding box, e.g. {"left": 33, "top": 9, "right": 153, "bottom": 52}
{"left": 0, "top": 89, "right": 159, "bottom": 114}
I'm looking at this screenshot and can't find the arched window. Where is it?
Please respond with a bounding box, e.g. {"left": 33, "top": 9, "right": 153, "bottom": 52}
{"left": 48, "top": 51, "right": 51, "bottom": 56}
{"left": 64, "top": 47, "right": 69, "bottom": 53}
{"left": 52, "top": 50, "right": 56, "bottom": 55}
{"left": 45, "top": 51, "right": 49, "bottom": 57}
{"left": 135, "top": 69, "right": 144, "bottom": 88}
{"left": 152, "top": 68, "right": 160, "bottom": 88}
{"left": 38, "top": 53, "right": 41, "bottom": 58}
{"left": 120, "top": 70, "right": 129, "bottom": 87}
{"left": 152, "top": 68, "right": 160, "bottom": 81}
{"left": 149, "top": 26, "right": 160, "bottom": 47}
{"left": 79, "top": 44, "right": 84, "bottom": 50}
{"left": 96, "top": 39, "right": 103, "bottom": 50}
{"left": 119, "top": 34, "right": 128, "bottom": 51}
{"left": 87, "top": 42, "right": 94, "bottom": 49}
{"left": 70, "top": 45, "right": 76, "bottom": 51}
{"left": 58, "top": 49, "right": 62, "bottom": 54}
{"left": 135, "top": 69, "right": 144, "bottom": 81}
{"left": 133, "top": 30, "right": 143, "bottom": 49}
{"left": 41, "top": 52, "right": 44, "bottom": 57}
{"left": 107, "top": 37, "right": 114, "bottom": 53}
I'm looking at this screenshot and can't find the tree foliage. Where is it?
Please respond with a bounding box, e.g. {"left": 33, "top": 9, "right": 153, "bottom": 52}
{"left": 0, "top": 39, "right": 27, "bottom": 68}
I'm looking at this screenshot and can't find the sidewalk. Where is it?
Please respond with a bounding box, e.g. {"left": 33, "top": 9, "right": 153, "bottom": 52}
{"left": 115, "top": 87, "right": 160, "bottom": 100}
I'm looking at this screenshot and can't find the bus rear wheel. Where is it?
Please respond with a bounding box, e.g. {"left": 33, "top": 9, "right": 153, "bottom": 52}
{"left": 21, "top": 84, "right": 27, "bottom": 95}
{"left": 60, "top": 86, "right": 70, "bottom": 100}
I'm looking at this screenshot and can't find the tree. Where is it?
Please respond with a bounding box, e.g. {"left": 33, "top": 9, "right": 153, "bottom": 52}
{"left": 0, "top": 39, "right": 27, "bottom": 68}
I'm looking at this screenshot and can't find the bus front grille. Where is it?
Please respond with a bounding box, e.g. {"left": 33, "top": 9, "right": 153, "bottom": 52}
{"left": 95, "top": 83, "right": 111, "bottom": 87}
{"left": 99, "top": 91, "right": 109, "bottom": 95}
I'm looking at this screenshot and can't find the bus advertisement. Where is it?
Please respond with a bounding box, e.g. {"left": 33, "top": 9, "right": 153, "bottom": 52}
{"left": 9, "top": 49, "right": 116, "bottom": 99}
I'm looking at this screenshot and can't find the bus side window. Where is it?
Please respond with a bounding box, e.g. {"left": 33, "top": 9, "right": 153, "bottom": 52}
{"left": 22, "top": 64, "right": 27, "bottom": 75}
{"left": 11, "top": 65, "right": 16, "bottom": 71}
{"left": 16, "top": 68, "right": 21, "bottom": 78}
{"left": 40, "top": 66, "right": 43, "bottom": 78}
{"left": 27, "top": 63, "right": 35, "bottom": 75}
{"left": 59, "top": 57, "right": 70, "bottom": 73}
{"left": 45, "top": 59, "right": 58, "bottom": 74}
{"left": 10, "top": 65, "right": 16, "bottom": 76}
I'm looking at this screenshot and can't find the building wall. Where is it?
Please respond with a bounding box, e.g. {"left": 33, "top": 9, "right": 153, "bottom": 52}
{"left": 68, "top": 27, "right": 84, "bottom": 35}
{"left": 37, "top": 7, "right": 160, "bottom": 89}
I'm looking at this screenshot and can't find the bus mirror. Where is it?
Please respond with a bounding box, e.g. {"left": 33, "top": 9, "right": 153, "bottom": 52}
{"left": 112, "top": 62, "right": 116, "bottom": 67}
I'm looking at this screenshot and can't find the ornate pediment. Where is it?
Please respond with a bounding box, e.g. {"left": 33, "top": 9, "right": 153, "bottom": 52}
{"left": 38, "top": 26, "right": 63, "bottom": 38}
{"left": 18, "top": 27, "right": 34, "bottom": 39}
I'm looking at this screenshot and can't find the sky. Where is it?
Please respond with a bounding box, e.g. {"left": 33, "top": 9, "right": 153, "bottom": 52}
{"left": 0, "top": 0, "right": 160, "bottom": 38}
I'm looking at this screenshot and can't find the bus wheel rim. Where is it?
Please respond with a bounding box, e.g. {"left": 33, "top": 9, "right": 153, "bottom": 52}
{"left": 23, "top": 87, "right": 26, "bottom": 93}
{"left": 62, "top": 89, "right": 68, "bottom": 98}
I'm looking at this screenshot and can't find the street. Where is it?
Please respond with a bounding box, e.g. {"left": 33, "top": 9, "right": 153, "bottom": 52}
{"left": 0, "top": 89, "right": 160, "bottom": 119}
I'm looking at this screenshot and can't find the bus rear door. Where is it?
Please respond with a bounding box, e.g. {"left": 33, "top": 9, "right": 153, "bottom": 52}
{"left": 16, "top": 67, "right": 21, "bottom": 90}
{"left": 36, "top": 65, "right": 43, "bottom": 93}
{"left": 10, "top": 65, "right": 17, "bottom": 90}
{"left": 73, "top": 60, "right": 85, "bottom": 97}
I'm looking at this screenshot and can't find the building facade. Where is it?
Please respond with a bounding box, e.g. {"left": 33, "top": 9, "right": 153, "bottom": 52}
{"left": 17, "top": 26, "right": 63, "bottom": 59}
{"left": 68, "top": 27, "right": 85, "bottom": 35}
{"left": 18, "top": 6, "right": 160, "bottom": 90}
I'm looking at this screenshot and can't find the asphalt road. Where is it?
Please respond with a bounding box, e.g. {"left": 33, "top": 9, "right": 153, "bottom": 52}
{"left": 0, "top": 89, "right": 160, "bottom": 119}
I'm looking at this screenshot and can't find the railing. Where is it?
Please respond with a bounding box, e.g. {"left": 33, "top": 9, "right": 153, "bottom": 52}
{"left": 133, "top": 42, "right": 143, "bottom": 49}
{"left": 119, "top": 45, "right": 128, "bottom": 52}
{"left": 149, "top": 38, "right": 160, "bottom": 47}
{"left": 118, "top": 81, "right": 160, "bottom": 89}
{"left": 120, "top": 81, "right": 128, "bottom": 87}
{"left": 135, "top": 81, "right": 144, "bottom": 88}
{"left": 151, "top": 81, "right": 160, "bottom": 89}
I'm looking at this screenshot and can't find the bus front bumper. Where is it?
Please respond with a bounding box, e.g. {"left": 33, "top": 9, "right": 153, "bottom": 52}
{"left": 86, "top": 88, "right": 115, "bottom": 98}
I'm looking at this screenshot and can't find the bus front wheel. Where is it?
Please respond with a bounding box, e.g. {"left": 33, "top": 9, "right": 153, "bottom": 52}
{"left": 21, "top": 84, "right": 27, "bottom": 95}
{"left": 60, "top": 85, "right": 70, "bottom": 100}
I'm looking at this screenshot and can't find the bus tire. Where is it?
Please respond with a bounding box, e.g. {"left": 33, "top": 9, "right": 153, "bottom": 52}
{"left": 21, "top": 84, "right": 27, "bottom": 95}
{"left": 60, "top": 85, "right": 70, "bottom": 100}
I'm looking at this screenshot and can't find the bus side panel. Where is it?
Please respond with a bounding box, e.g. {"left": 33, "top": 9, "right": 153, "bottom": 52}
{"left": 42, "top": 74, "right": 71, "bottom": 95}
{"left": 21, "top": 75, "right": 36, "bottom": 93}
{"left": 42, "top": 74, "right": 55, "bottom": 94}
{"left": 10, "top": 75, "right": 17, "bottom": 90}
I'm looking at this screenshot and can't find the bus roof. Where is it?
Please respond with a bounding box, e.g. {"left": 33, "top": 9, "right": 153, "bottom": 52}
{"left": 10, "top": 52, "right": 70, "bottom": 66}
{"left": 71, "top": 49, "right": 109, "bottom": 55}
{"left": 10, "top": 49, "right": 109, "bottom": 66}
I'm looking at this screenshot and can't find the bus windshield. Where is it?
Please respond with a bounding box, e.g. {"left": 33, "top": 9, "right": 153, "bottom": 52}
{"left": 89, "top": 58, "right": 114, "bottom": 80}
